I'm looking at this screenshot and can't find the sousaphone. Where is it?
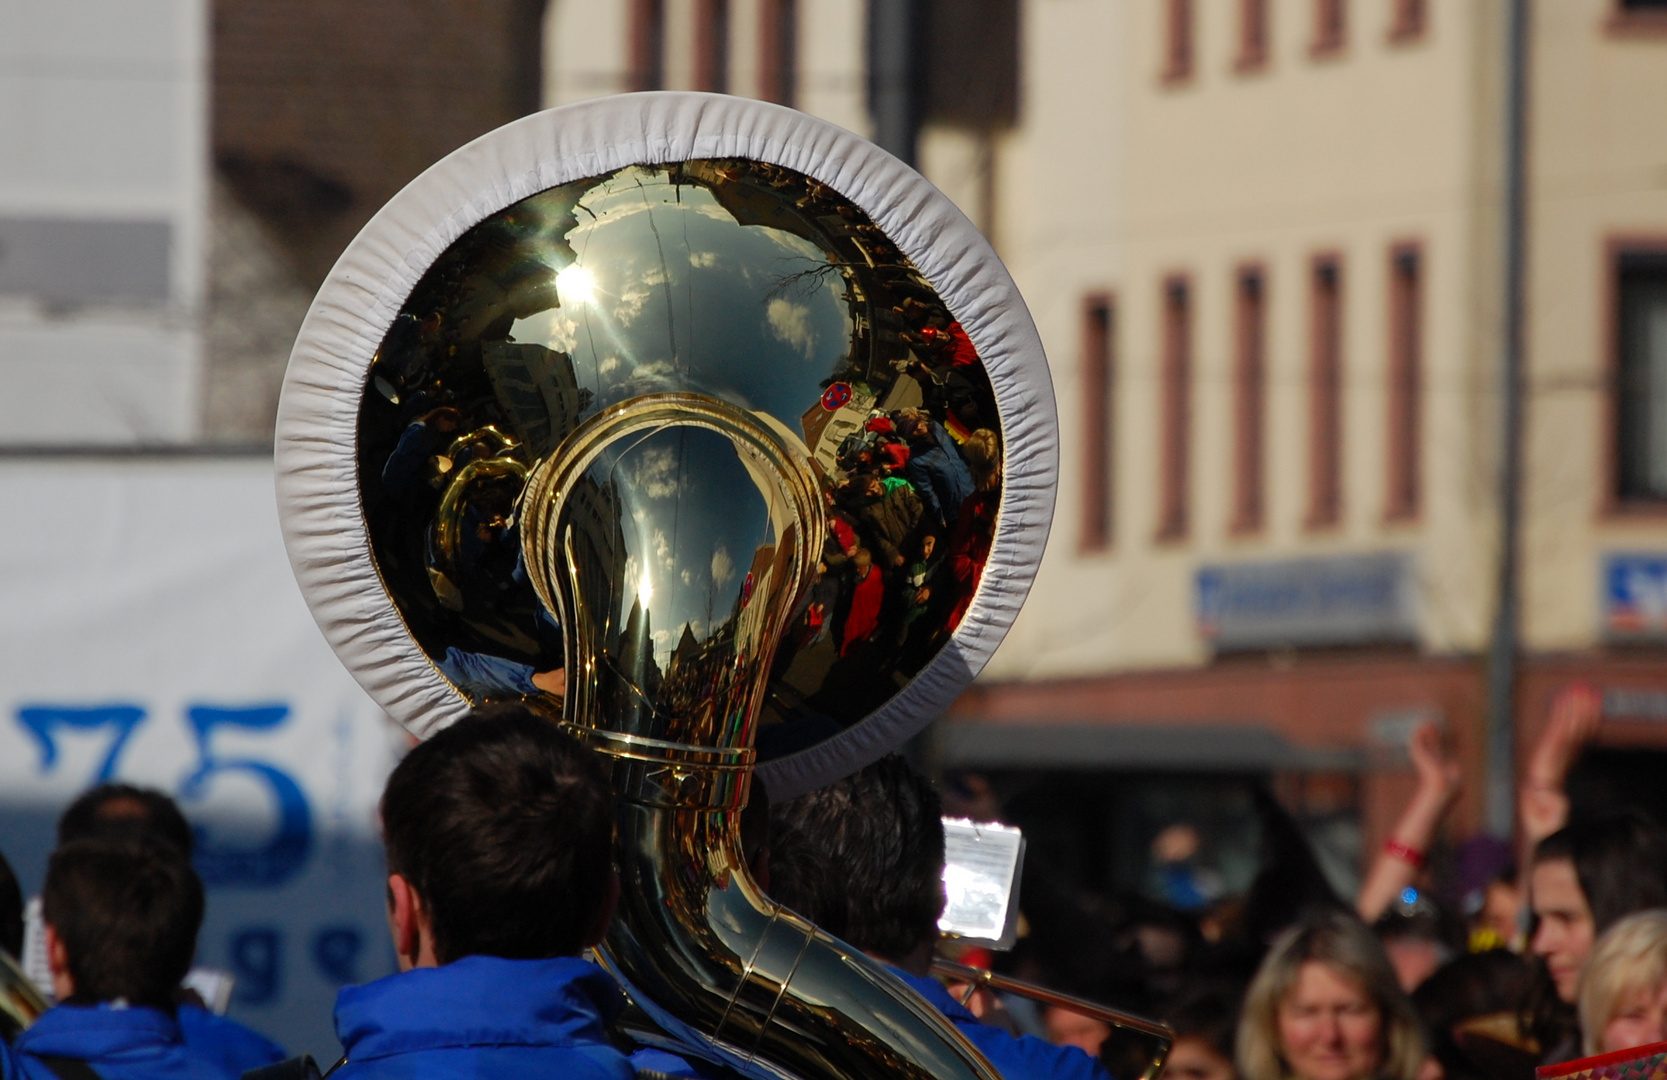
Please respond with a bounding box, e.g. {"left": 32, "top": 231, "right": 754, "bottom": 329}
{"left": 277, "top": 93, "right": 1100, "bottom": 1080}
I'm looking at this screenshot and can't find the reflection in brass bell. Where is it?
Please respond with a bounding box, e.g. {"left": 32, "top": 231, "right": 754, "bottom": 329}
{"left": 278, "top": 96, "right": 1060, "bottom": 1080}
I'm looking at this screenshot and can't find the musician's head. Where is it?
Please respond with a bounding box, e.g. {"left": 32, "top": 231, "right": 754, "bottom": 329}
{"left": 379, "top": 702, "right": 617, "bottom": 969}
{"left": 42, "top": 838, "right": 203, "bottom": 1011}
{"left": 1237, "top": 910, "right": 1423, "bottom": 1080}
{"left": 766, "top": 754, "right": 945, "bottom": 973}
{"left": 58, "top": 782, "right": 194, "bottom": 858}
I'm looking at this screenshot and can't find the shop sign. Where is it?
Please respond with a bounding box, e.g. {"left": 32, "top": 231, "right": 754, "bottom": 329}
{"left": 1196, "top": 552, "right": 1418, "bottom": 650}
{"left": 1603, "top": 553, "right": 1667, "bottom": 640}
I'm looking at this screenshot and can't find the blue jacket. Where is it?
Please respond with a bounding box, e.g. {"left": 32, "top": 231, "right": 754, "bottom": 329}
{"left": 904, "top": 423, "right": 974, "bottom": 529}
{"left": 11, "top": 1004, "right": 242, "bottom": 1080}
{"left": 175, "top": 1007, "right": 284, "bottom": 1077}
{"left": 332, "top": 955, "right": 634, "bottom": 1080}
{"left": 892, "top": 969, "right": 1112, "bottom": 1080}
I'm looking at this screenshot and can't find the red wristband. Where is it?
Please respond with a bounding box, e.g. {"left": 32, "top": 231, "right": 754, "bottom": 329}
{"left": 1384, "top": 839, "right": 1427, "bottom": 869}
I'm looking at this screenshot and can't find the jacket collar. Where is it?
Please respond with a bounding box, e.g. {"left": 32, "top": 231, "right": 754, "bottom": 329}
{"left": 17, "top": 1004, "right": 182, "bottom": 1060}
{"left": 887, "top": 967, "right": 978, "bottom": 1024}
{"left": 335, "top": 955, "right": 624, "bottom": 1060}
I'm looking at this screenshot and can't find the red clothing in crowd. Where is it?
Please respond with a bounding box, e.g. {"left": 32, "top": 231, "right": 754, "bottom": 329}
{"left": 841, "top": 566, "right": 885, "bottom": 656}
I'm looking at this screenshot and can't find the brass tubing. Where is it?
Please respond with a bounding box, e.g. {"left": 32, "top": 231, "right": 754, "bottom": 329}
{"left": 931, "top": 958, "right": 1176, "bottom": 1080}
{"left": 524, "top": 392, "right": 1006, "bottom": 1080}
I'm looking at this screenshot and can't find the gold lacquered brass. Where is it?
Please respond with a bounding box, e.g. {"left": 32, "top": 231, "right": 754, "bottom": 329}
{"left": 518, "top": 392, "right": 1000, "bottom": 1080}
{"left": 0, "top": 950, "right": 48, "bottom": 1043}
{"left": 933, "top": 958, "right": 1175, "bottom": 1080}
{"left": 357, "top": 159, "right": 1011, "bottom": 1080}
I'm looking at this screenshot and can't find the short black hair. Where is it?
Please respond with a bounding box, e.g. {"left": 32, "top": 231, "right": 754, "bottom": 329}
{"left": 42, "top": 839, "right": 203, "bottom": 1010}
{"left": 1533, "top": 811, "right": 1667, "bottom": 934}
{"left": 380, "top": 702, "right": 615, "bottom": 963}
{"left": 0, "top": 846, "right": 22, "bottom": 959}
{"left": 767, "top": 755, "right": 944, "bottom": 961}
{"left": 58, "top": 784, "right": 194, "bottom": 858}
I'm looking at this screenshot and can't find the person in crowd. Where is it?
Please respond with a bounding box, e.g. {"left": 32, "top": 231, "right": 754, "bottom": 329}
{"left": 1372, "top": 905, "right": 1458, "bottom": 996}
{"left": 768, "top": 755, "right": 1113, "bottom": 1080}
{"left": 1526, "top": 813, "right": 1667, "bottom": 1059}
{"left": 0, "top": 848, "right": 21, "bottom": 962}
{"left": 900, "top": 413, "right": 973, "bottom": 531}
{"left": 945, "top": 429, "right": 1000, "bottom": 631}
{"left": 1577, "top": 909, "right": 1667, "bottom": 1056}
{"left": 843, "top": 472, "right": 923, "bottom": 570}
{"left": 841, "top": 548, "right": 885, "bottom": 657}
{"left": 9, "top": 839, "right": 235, "bottom": 1080}
{"left": 1237, "top": 911, "right": 1425, "bottom": 1080}
{"left": 1356, "top": 724, "right": 1462, "bottom": 928}
{"left": 331, "top": 702, "right": 631, "bottom": 1080}
{"left": 1410, "top": 950, "right": 1535, "bottom": 1080}
{"left": 1159, "top": 987, "right": 1241, "bottom": 1080}
{"left": 47, "top": 785, "right": 286, "bottom": 1075}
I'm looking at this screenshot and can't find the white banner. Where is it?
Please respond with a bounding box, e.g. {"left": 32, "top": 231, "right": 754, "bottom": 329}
{"left": 0, "top": 456, "right": 404, "bottom": 1059}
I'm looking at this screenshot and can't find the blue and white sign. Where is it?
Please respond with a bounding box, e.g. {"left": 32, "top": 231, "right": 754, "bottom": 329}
{"left": 0, "top": 457, "right": 406, "bottom": 1059}
{"left": 1603, "top": 553, "right": 1667, "bottom": 640}
{"left": 1196, "top": 552, "right": 1418, "bottom": 650}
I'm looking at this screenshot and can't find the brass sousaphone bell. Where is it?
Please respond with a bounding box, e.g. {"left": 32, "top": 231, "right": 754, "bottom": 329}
{"left": 277, "top": 93, "right": 1166, "bottom": 1080}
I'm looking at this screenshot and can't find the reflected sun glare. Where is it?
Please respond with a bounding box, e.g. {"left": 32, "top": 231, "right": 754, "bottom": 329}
{"left": 557, "top": 263, "right": 596, "bottom": 306}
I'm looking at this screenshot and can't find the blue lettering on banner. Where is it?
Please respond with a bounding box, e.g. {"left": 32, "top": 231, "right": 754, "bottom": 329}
{"left": 1195, "top": 552, "right": 1417, "bottom": 650}
{"left": 16, "top": 704, "right": 146, "bottom": 783}
{"left": 181, "top": 705, "right": 313, "bottom": 888}
{"left": 11, "top": 701, "right": 315, "bottom": 889}
{"left": 312, "top": 926, "right": 364, "bottom": 986}
{"left": 230, "top": 927, "right": 283, "bottom": 1005}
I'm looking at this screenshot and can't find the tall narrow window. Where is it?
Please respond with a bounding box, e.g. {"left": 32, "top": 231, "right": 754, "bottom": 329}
{"left": 629, "top": 0, "right": 666, "bottom": 91}
{"left": 695, "top": 0, "right": 731, "bottom": 94}
{"left": 1159, "top": 277, "right": 1192, "bottom": 540}
{"left": 1233, "top": 267, "right": 1267, "bottom": 533}
{"left": 1386, "top": 245, "right": 1422, "bottom": 520}
{"left": 1308, "top": 255, "right": 1343, "bottom": 527}
{"left": 1312, "top": 0, "right": 1347, "bottom": 55}
{"left": 1388, "top": 0, "right": 1427, "bottom": 42}
{"left": 1163, "top": 0, "right": 1194, "bottom": 83}
{"left": 1237, "top": 0, "right": 1270, "bottom": 70}
{"left": 1615, "top": 250, "right": 1667, "bottom": 502}
{"left": 759, "top": 0, "right": 797, "bottom": 105}
{"left": 1082, "top": 295, "right": 1116, "bottom": 550}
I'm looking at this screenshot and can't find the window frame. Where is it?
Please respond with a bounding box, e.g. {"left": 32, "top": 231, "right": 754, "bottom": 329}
{"left": 1232, "top": 263, "right": 1268, "bottom": 534}
{"left": 1158, "top": 274, "right": 1193, "bottom": 542}
{"left": 1384, "top": 241, "right": 1423, "bottom": 523}
{"left": 1080, "top": 293, "right": 1117, "bottom": 552}
{"left": 1307, "top": 252, "right": 1345, "bottom": 529}
{"left": 1605, "top": 237, "right": 1667, "bottom": 515}
{"left": 1161, "top": 0, "right": 1196, "bottom": 84}
{"left": 1311, "top": 0, "right": 1348, "bottom": 58}
{"left": 1236, "top": 0, "right": 1271, "bottom": 72}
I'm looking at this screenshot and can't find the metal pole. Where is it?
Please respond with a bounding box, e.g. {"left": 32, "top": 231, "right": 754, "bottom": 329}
{"left": 867, "top": 0, "right": 920, "bottom": 165}
{"left": 1484, "top": 0, "right": 1531, "bottom": 838}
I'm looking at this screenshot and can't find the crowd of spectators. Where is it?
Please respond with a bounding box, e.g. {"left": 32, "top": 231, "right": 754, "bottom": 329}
{"left": 4, "top": 686, "right": 1667, "bottom": 1080}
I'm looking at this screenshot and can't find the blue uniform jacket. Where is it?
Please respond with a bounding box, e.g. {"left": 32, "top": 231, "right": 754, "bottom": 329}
{"left": 175, "top": 1006, "right": 284, "bottom": 1077}
{"left": 332, "top": 955, "right": 634, "bottom": 1080}
{"left": 891, "top": 969, "right": 1112, "bottom": 1080}
{"left": 11, "top": 1004, "right": 243, "bottom": 1080}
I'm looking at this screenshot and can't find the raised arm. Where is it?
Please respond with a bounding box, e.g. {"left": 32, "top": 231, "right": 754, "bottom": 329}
{"left": 1519, "top": 683, "right": 1603, "bottom": 853}
{"left": 1357, "top": 721, "right": 1462, "bottom": 924}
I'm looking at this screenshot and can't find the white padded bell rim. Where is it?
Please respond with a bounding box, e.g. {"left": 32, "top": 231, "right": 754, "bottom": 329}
{"left": 274, "top": 92, "right": 1056, "bottom": 800}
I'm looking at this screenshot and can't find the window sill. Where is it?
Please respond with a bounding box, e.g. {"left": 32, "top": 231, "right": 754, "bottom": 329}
{"left": 1606, "top": 10, "right": 1667, "bottom": 38}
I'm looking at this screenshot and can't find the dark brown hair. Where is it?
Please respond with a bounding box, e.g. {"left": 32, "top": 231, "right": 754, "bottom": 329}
{"left": 43, "top": 839, "right": 203, "bottom": 1010}
{"left": 380, "top": 703, "right": 615, "bottom": 963}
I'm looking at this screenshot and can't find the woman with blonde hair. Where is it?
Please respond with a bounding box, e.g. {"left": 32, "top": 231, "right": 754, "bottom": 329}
{"left": 1577, "top": 909, "right": 1667, "bottom": 1055}
{"left": 1238, "top": 911, "right": 1425, "bottom": 1080}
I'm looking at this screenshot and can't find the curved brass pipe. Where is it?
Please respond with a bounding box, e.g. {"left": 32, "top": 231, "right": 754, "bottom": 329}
{"left": 523, "top": 393, "right": 1003, "bottom": 1080}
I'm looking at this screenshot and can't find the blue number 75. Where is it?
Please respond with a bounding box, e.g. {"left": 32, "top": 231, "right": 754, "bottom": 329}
{"left": 17, "top": 705, "right": 146, "bottom": 784}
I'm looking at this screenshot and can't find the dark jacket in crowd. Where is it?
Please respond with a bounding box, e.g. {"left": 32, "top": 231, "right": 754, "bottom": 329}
{"left": 9, "top": 1004, "right": 241, "bottom": 1080}
{"left": 904, "top": 422, "right": 973, "bottom": 529}
{"left": 891, "top": 968, "right": 1112, "bottom": 1080}
{"left": 849, "top": 483, "right": 924, "bottom": 568}
{"left": 331, "top": 955, "right": 633, "bottom": 1080}
{"left": 175, "top": 1005, "right": 284, "bottom": 1077}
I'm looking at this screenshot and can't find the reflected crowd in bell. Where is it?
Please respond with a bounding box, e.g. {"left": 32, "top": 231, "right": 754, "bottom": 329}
{"left": 358, "top": 158, "right": 1004, "bottom": 750}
